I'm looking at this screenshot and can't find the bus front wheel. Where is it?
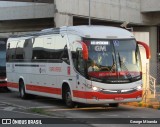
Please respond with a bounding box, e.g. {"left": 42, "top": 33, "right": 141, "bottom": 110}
{"left": 64, "top": 87, "right": 75, "bottom": 108}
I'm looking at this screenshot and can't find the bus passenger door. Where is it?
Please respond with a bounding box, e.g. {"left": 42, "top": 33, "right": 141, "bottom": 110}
{"left": 72, "top": 47, "right": 87, "bottom": 103}
{"left": 68, "top": 35, "right": 88, "bottom": 103}
{"left": 74, "top": 74, "right": 87, "bottom": 103}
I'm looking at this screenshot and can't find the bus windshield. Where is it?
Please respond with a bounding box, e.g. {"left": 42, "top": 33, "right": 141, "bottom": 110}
{"left": 0, "top": 42, "right": 6, "bottom": 67}
{"left": 84, "top": 39, "right": 142, "bottom": 83}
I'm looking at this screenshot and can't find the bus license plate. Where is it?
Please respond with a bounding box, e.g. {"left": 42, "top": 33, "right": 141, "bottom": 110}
{"left": 114, "top": 97, "right": 124, "bottom": 100}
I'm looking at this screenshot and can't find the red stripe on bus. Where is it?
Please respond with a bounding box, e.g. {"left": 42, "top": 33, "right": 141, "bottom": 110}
{"left": 7, "top": 82, "right": 19, "bottom": 88}
{"left": 26, "top": 84, "right": 62, "bottom": 95}
{"left": 88, "top": 71, "right": 142, "bottom": 78}
{"left": 72, "top": 90, "right": 142, "bottom": 99}
{"left": 0, "top": 82, "right": 7, "bottom": 87}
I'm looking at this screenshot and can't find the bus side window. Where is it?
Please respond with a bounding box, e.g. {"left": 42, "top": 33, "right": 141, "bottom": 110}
{"left": 23, "top": 38, "right": 33, "bottom": 61}
{"left": 60, "top": 45, "right": 68, "bottom": 59}
{"left": 76, "top": 48, "right": 85, "bottom": 75}
{"left": 71, "top": 41, "right": 85, "bottom": 76}
{"left": 32, "top": 37, "right": 44, "bottom": 60}
{"left": 68, "top": 34, "right": 85, "bottom": 75}
{"left": 43, "top": 37, "right": 54, "bottom": 60}
{"left": 7, "top": 41, "right": 18, "bottom": 61}
{"left": 15, "top": 40, "right": 25, "bottom": 60}
{"left": 54, "top": 35, "right": 69, "bottom": 63}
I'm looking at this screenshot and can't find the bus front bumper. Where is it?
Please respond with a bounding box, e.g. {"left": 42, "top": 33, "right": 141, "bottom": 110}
{"left": 86, "top": 90, "right": 142, "bottom": 104}
{"left": 86, "top": 97, "right": 142, "bottom": 104}
{"left": 73, "top": 90, "right": 142, "bottom": 104}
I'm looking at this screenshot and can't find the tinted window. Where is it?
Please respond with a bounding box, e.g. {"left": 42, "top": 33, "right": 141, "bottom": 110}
{"left": 68, "top": 35, "right": 81, "bottom": 67}
{"left": 23, "top": 38, "right": 33, "bottom": 61}
{"left": 15, "top": 40, "right": 25, "bottom": 59}
{"left": 0, "top": 40, "right": 6, "bottom": 67}
{"left": 32, "top": 35, "right": 69, "bottom": 61}
{"left": 43, "top": 36, "right": 55, "bottom": 59}
{"left": 7, "top": 41, "right": 17, "bottom": 61}
{"left": 43, "top": 35, "right": 69, "bottom": 60}
{"left": 7, "top": 38, "right": 34, "bottom": 61}
{"left": 7, "top": 34, "right": 69, "bottom": 62}
{"left": 32, "top": 37, "right": 44, "bottom": 60}
{"left": 68, "top": 35, "right": 85, "bottom": 75}
{"left": 54, "top": 35, "right": 68, "bottom": 60}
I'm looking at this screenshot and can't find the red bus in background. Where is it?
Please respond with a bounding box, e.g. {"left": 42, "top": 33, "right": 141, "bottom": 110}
{"left": 0, "top": 38, "right": 7, "bottom": 89}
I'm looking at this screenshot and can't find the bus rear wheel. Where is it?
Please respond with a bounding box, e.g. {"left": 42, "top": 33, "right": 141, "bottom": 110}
{"left": 64, "top": 87, "right": 75, "bottom": 108}
{"left": 19, "top": 81, "right": 28, "bottom": 99}
{"left": 109, "top": 103, "right": 119, "bottom": 107}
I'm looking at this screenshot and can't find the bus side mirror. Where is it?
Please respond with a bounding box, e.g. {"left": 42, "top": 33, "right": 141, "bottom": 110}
{"left": 81, "top": 42, "right": 88, "bottom": 60}
{"left": 137, "top": 41, "right": 151, "bottom": 59}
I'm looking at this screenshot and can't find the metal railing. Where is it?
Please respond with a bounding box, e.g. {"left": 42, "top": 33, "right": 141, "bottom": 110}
{"left": 143, "top": 62, "right": 160, "bottom": 104}
{"left": 149, "top": 75, "right": 156, "bottom": 98}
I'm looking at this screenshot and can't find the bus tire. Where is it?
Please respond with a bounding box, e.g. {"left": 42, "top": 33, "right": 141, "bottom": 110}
{"left": 19, "top": 80, "right": 28, "bottom": 99}
{"left": 64, "top": 87, "right": 75, "bottom": 108}
{"left": 109, "top": 103, "right": 119, "bottom": 107}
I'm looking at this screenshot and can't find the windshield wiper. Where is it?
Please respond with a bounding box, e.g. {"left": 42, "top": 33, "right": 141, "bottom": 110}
{"left": 118, "top": 52, "right": 133, "bottom": 81}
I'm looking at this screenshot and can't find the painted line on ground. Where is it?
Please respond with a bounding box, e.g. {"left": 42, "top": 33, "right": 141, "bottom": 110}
{"left": 46, "top": 107, "right": 111, "bottom": 112}
{"left": 27, "top": 106, "right": 60, "bottom": 109}
{"left": 1, "top": 101, "right": 27, "bottom": 109}
{"left": 3, "top": 106, "right": 15, "bottom": 111}
{"left": 0, "top": 108, "right": 54, "bottom": 118}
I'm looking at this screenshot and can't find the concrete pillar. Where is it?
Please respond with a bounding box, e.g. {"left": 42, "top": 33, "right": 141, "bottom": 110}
{"left": 149, "top": 27, "right": 159, "bottom": 85}
{"left": 54, "top": 13, "right": 73, "bottom": 27}
{"left": 149, "top": 27, "right": 157, "bottom": 62}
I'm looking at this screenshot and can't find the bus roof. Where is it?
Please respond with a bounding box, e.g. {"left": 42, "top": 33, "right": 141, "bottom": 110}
{"left": 63, "top": 25, "right": 135, "bottom": 39}
{"left": 8, "top": 25, "right": 135, "bottom": 40}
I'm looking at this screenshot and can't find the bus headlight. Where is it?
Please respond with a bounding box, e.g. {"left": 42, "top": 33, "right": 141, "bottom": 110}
{"left": 86, "top": 84, "right": 92, "bottom": 89}
{"left": 85, "top": 84, "right": 102, "bottom": 92}
{"left": 136, "top": 85, "right": 142, "bottom": 91}
{"left": 5, "top": 78, "right": 7, "bottom": 81}
{"left": 92, "top": 86, "right": 102, "bottom": 92}
{"left": 92, "top": 86, "right": 98, "bottom": 91}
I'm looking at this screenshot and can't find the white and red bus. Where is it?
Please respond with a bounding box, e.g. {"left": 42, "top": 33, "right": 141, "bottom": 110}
{"left": 6, "top": 26, "right": 150, "bottom": 107}
{"left": 0, "top": 38, "right": 7, "bottom": 88}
